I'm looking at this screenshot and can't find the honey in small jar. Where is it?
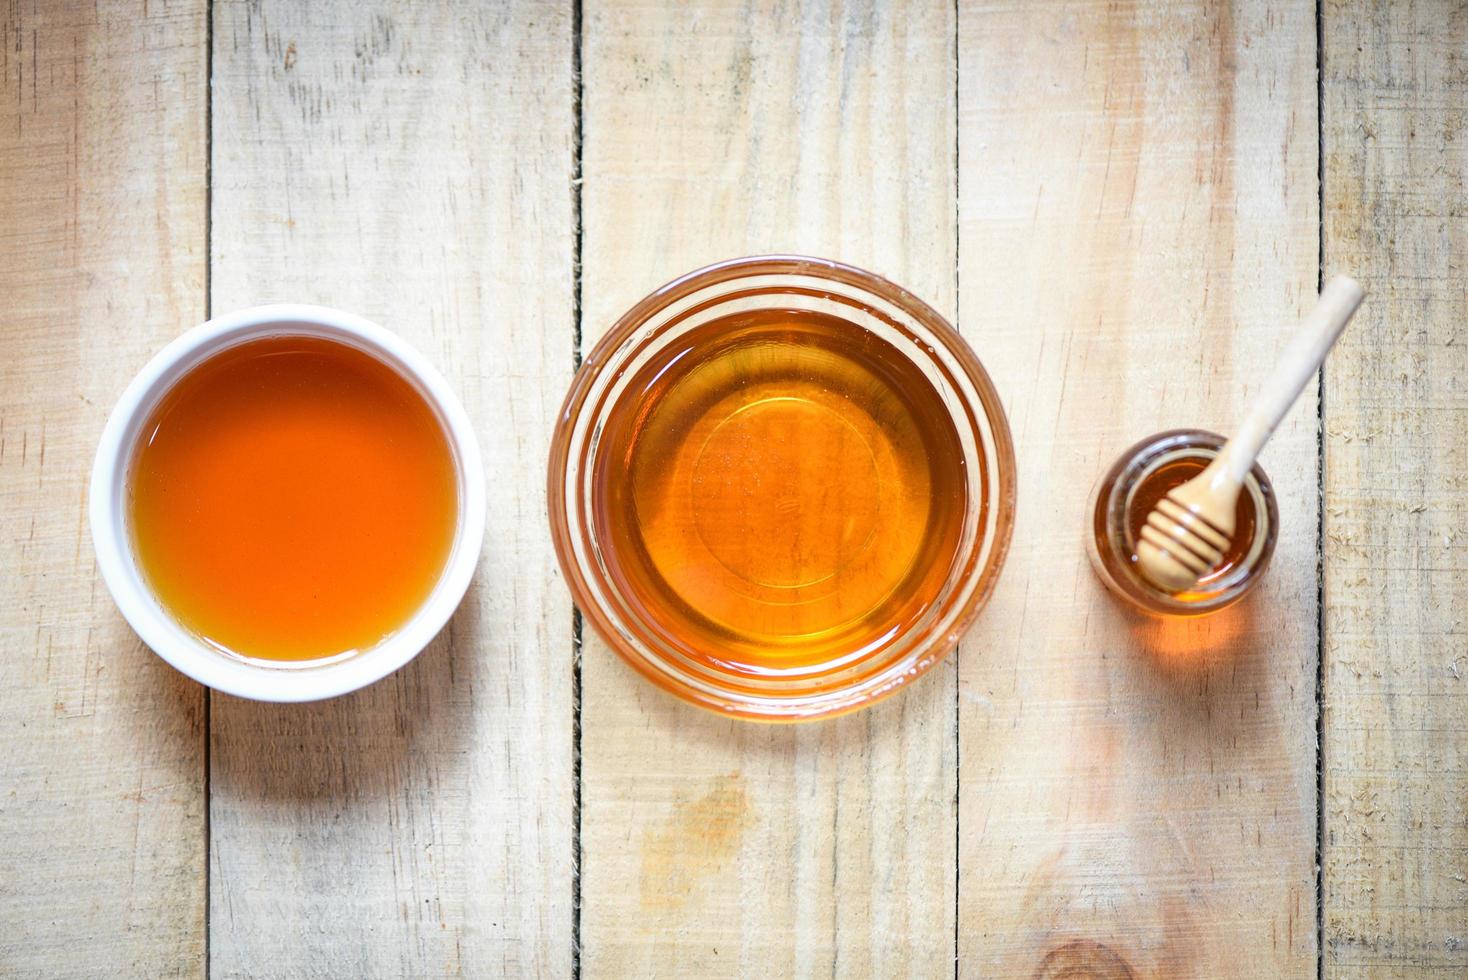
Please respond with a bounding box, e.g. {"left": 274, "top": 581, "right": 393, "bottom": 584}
{"left": 1087, "top": 429, "right": 1277, "bottom": 616}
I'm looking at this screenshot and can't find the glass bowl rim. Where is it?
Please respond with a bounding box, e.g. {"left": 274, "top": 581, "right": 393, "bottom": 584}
{"left": 547, "top": 254, "right": 1017, "bottom": 721}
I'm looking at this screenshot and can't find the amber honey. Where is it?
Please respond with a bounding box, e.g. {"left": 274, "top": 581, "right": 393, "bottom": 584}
{"left": 591, "top": 307, "right": 969, "bottom": 676}
{"left": 129, "top": 335, "right": 458, "bottom": 662}
{"left": 1087, "top": 429, "right": 1278, "bottom": 616}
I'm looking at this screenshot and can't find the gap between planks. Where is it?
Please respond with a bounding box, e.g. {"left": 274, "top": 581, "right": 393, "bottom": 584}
{"left": 570, "top": 0, "right": 586, "bottom": 976}
{"left": 1312, "top": 2, "right": 1326, "bottom": 978}
{"left": 204, "top": 0, "right": 215, "bottom": 975}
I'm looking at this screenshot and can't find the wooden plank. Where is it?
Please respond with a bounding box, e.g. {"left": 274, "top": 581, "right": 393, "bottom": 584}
{"left": 956, "top": 1, "right": 1319, "bottom": 976}
{"left": 208, "top": 2, "right": 575, "bottom": 975}
{"left": 0, "top": 1, "right": 208, "bottom": 975}
{"left": 1321, "top": 2, "right": 1468, "bottom": 975}
{"left": 578, "top": 0, "right": 957, "bottom": 973}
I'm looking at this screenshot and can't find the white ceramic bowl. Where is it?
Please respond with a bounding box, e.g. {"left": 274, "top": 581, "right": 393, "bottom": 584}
{"left": 89, "top": 304, "right": 486, "bottom": 702}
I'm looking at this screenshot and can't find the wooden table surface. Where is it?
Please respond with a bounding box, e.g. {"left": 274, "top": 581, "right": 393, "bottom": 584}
{"left": 3, "top": 1, "right": 1465, "bottom": 977}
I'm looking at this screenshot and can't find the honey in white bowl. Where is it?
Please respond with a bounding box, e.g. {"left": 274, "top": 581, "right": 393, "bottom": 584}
{"left": 128, "top": 335, "right": 458, "bottom": 662}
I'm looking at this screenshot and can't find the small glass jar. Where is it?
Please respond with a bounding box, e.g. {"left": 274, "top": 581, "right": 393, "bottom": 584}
{"left": 1086, "top": 429, "right": 1278, "bottom": 616}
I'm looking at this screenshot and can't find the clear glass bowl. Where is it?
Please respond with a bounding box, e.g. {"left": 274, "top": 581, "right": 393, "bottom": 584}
{"left": 548, "top": 256, "right": 1016, "bottom": 720}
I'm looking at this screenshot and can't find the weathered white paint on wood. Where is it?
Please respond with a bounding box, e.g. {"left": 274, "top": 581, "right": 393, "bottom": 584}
{"left": 0, "top": 1, "right": 208, "bottom": 975}
{"left": 208, "top": 1, "right": 575, "bottom": 975}
{"left": 1322, "top": 2, "right": 1468, "bottom": 974}
{"left": 579, "top": 0, "right": 958, "bottom": 974}
{"left": 956, "top": 1, "right": 1320, "bottom": 975}
{"left": 7, "top": 2, "right": 1468, "bottom": 975}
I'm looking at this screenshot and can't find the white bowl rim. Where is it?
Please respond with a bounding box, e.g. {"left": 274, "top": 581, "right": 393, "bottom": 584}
{"left": 88, "top": 303, "right": 486, "bottom": 703}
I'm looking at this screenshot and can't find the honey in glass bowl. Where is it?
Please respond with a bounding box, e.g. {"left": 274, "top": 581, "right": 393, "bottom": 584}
{"left": 550, "top": 256, "right": 1016, "bottom": 720}
{"left": 597, "top": 305, "right": 969, "bottom": 675}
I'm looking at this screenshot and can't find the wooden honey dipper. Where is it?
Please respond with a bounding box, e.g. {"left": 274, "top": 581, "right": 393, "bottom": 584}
{"left": 1136, "top": 276, "right": 1366, "bottom": 593}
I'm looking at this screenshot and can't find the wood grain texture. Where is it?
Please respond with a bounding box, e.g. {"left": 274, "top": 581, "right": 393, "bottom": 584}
{"left": 0, "top": 1, "right": 207, "bottom": 976}
{"left": 1321, "top": 2, "right": 1468, "bottom": 975}
{"left": 578, "top": 0, "right": 957, "bottom": 974}
{"left": 208, "top": 1, "right": 575, "bottom": 975}
{"left": 956, "top": 1, "right": 1319, "bottom": 975}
